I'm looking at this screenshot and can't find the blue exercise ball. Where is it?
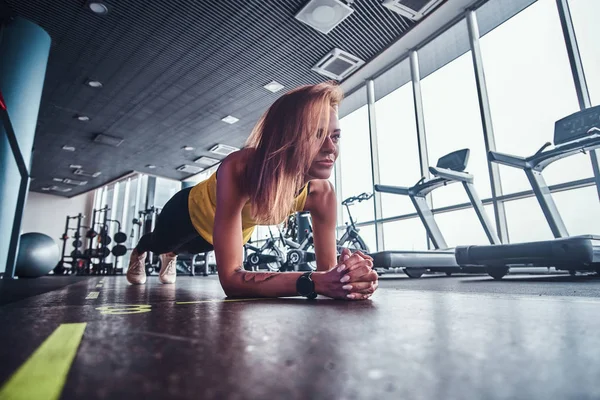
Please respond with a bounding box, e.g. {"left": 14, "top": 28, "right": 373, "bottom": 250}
{"left": 16, "top": 232, "right": 60, "bottom": 278}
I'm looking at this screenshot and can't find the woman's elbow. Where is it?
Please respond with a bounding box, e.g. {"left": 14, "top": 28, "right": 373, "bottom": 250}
{"left": 219, "top": 272, "right": 242, "bottom": 297}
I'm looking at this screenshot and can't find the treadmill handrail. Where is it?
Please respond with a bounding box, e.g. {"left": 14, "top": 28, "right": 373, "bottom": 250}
{"left": 374, "top": 184, "right": 410, "bottom": 196}
{"left": 488, "top": 151, "right": 529, "bottom": 169}
{"left": 489, "top": 134, "right": 600, "bottom": 171}
{"left": 529, "top": 134, "right": 600, "bottom": 171}
{"left": 429, "top": 166, "right": 474, "bottom": 184}
{"left": 375, "top": 175, "right": 458, "bottom": 197}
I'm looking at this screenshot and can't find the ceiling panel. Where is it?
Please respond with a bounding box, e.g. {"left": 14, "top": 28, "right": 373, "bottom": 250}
{"left": 3, "top": 0, "right": 421, "bottom": 197}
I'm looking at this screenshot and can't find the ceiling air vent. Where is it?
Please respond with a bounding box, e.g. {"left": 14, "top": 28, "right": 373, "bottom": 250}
{"left": 63, "top": 178, "right": 88, "bottom": 186}
{"left": 194, "top": 156, "right": 220, "bottom": 167}
{"left": 381, "top": 0, "right": 445, "bottom": 21}
{"left": 295, "top": 0, "right": 354, "bottom": 34}
{"left": 93, "top": 133, "right": 124, "bottom": 147}
{"left": 209, "top": 144, "right": 239, "bottom": 156}
{"left": 49, "top": 186, "right": 72, "bottom": 193}
{"left": 176, "top": 165, "right": 204, "bottom": 174}
{"left": 312, "top": 48, "right": 365, "bottom": 81}
{"left": 74, "top": 169, "right": 102, "bottom": 178}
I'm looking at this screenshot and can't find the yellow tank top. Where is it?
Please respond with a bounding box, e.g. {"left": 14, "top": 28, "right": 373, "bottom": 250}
{"left": 188, "top": 171, "right": 309, "bottom": 245}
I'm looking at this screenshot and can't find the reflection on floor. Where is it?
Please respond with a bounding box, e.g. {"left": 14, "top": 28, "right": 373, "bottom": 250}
{"left": 0, "top": 273, "right": 599, "bottom": 400}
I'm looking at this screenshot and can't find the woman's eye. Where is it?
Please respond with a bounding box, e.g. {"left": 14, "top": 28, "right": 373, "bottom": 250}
{"left": 331, "top": 134, "right": 341, "bottom": 143}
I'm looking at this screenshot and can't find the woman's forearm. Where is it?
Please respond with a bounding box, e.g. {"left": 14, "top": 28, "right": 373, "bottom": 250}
{"left": 221, "top": 269, "right": 321, "bottom": 298}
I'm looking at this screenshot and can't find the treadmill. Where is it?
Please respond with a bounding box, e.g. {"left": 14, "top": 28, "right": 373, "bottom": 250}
{"left": 371, "top": 149, "right": 500, "bottom": 278}
{"left": 455, "top": 105, "right": 600, "bottom": 279}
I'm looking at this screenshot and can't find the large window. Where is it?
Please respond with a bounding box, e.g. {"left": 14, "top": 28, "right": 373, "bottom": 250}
{"left": 420, "top": 21, "right": 492, "bottom": 209}
{"left": 154, "top": 177, "right": 181, "bottom": 209}
{"left": 375, "top": 81, "right": 420, "bottom": 218}
{"left": 339, "top": 105, "right": 374, "bottom": 226}
{"left": 383, "top": 218, "right": 427, "bottom": 251}
{"left": 434, "top": 205, "right": 497, "bottom": 247}
{"left": 479, "top": 0, "right": 590, "bottom": 194}
{"left": 568, "top": 0, "right": 600, "bottom": 105}
{"left": 504, "top": 197, "right": 553, "bottom": 243}
{"left": 501, "top": 185, "right": 600, "bottom": 243}
{"left": 553, "top": 185, "right": 600, "bottom": 236}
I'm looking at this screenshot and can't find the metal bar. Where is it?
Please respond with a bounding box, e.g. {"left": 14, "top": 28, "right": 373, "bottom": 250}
{"left": 411, "top": 196, "right": 447, "bottom": 249}
{"left": 525, "top": 169, "right": 569, "bottom": 238}
{"left": 463, "top": 182, "right": 500, "bottom": 244}
{"left": 366, "top": 79, "right": 384, "bottom": 251}
{"left": 466, "top": 9, "right": 509, "bottom": 243}
{"left": 1, "top": 100, "right": 31, "bottom": 278}
{"left": 145, "top": 176, "right": 156, "bottom": 210}
{"left": 0, "top": 106, "right": 27, "bottom": 178}
{"left": 410, "top": 50, "right": 433, "bottom": 249}
{"left": 342, "top": 177, "right": 595, "bottom": 229}
{"left": 5, "top": 174, "right": 30, "bottom": 279}
{"left": 410, "top": 51, "right": 430, "bottom": 182}
{"left": 555, "top": 0, "right": 600, "bottom": 200}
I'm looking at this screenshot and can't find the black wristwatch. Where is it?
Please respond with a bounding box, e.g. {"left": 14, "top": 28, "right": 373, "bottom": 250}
{"left": 296, "top": 271, "right": 317, "bottom": 300}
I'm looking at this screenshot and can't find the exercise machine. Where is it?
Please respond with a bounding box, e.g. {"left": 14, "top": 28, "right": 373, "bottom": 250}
{"left": 337, "top": 192, "right": 371, "bottom": 253}
{"left": 243, "top": 227, "right": 285, "bottom": 272}
{"left": 55, "top": 213, "right": 85, "bottom": 275}
{"left": 455, "top": 105, "right": 600, "bottom": 279}
{"left": 371, "top": 148, "right": 500, "bottom": 278}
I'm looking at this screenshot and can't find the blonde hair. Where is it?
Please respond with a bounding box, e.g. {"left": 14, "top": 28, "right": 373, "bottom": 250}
{"left": 243, "top": 81, "right": 343, "bottom": 224}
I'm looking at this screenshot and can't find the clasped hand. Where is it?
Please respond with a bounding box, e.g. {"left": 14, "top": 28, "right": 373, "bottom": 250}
{"left": 316, "top": 247, "right": 379, "bottom": 300}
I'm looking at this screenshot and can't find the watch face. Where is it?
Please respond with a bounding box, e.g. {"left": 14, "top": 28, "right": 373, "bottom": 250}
{"left": 297, "top": 275, "right": 314, "bottom": 296}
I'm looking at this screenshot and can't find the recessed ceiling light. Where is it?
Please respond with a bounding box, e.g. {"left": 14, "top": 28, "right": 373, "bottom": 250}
{"left": 182, "top": 146, "right": 195, "bottom": 151}
{"left": 53, "top": 178, "right": 63, "bottom": 182}
{"left": 264, "top": 81, "right": 285, "bottom": 93}
{"left": 86, "top": 1, "right": 109, "bottom": 15}
{"left": 41, "top": 187, "right": 51, "bottom": 191}
{"left": 62, "top": 145, "right": 76, "bottom": 152}
{"left": 86, "top": 80, "right": 103, "bottom": 88}
{"left": 69, "top": 164, "right": 82, "bottom": 169}
{"left": 221, "top": 115, "right": 239, "bottom": 124}
{"left": 146, "top": 164, "right": 156, "bottom": 169}
{"left": 76, "top": 115, "right": 90, "bottom": 122}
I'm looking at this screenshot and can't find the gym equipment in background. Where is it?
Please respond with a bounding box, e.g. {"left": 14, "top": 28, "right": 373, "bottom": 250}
{"left": 16, "top": 232, "right": 60, "bottom": 278}
{"left": 278, "top": 194, "right": 371, "bottom": 271}
{"left": 455, "top": 105, "right": 600, "bottom": 279}
{"left": 337, "top": 192, "right": 372, "bottom": 253}
{"left": 243, "top": 227, "right": 285, "bottom": 272}
{"left": 371, "top": 148, "right": 500, "bottom": 278}
{"left": 55, "top": 213, "right": 85, "bottom": 275}
{"left": 76, "top": 205, "right": 127, "bottom": 275}
{"left": 131, "top": 206, "right": 162, "bottom": 275}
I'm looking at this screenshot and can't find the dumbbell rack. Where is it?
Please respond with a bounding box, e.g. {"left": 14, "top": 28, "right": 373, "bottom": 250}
{"left": 79, "top": 206, "right": 128, "bottom": 275}
{"left": 55, "top": 213, "right": 85, "bottom": 275}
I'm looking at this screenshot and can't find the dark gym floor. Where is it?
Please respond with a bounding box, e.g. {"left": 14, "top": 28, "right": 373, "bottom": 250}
{"left": 0, "top": 272, "right": 599, "bottom": 400}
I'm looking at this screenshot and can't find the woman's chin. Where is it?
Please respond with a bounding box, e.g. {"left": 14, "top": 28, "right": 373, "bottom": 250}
{"left": 306, "top": 170, "right": 332, "bottom": 180}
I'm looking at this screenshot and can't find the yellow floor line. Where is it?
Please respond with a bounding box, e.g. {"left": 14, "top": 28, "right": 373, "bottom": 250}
{"left": 0, "top": 323, "right": 87, "bottom": 400}
{"left": 176, "top": 298, "right": 267, "bottom": 305}
{"left": 85, "top": 292, "right": 99, "bottom": 299}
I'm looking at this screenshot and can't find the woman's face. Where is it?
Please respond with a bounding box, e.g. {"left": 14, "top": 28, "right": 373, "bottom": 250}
{"left": 306, "top": 108, "right": 341, "bottom": 180}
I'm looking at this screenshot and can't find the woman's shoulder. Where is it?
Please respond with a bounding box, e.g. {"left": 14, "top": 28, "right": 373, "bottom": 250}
{"left": 218, "top": 148, "right": 254, "bottom": 176}
{"left": 304, "top": 179, "right": 336, "bottom": 213}
{"left": 307, "top": 179, "right": 334, "bottom": 195}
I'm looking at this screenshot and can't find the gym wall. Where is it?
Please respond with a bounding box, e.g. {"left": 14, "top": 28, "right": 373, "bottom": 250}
{"left": 20, "top": 191, "right": 94, "bottom": 252}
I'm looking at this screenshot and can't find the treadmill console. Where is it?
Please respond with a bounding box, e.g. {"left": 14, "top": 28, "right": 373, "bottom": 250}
{"left": 436, "top": 148, "right": 470, "bottom": 172}
{"left": 554, "top": 104, "right": 600, "bottom": 145}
